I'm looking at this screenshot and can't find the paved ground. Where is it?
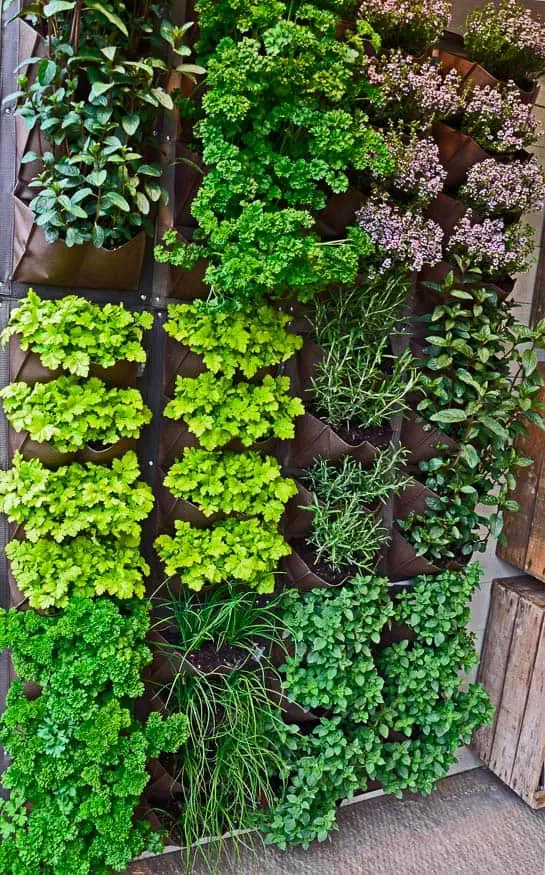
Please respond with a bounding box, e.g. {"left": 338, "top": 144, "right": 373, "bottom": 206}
{"left": 127, "top": 768, "right": 545, "bottom": 875}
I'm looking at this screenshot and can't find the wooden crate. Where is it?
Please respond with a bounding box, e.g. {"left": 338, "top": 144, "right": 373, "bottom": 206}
{"left": 472, "top": 576, "right": 545, "bottom": 808}
{"left": 497, "top": 363, "right": 545, "bottom": 580}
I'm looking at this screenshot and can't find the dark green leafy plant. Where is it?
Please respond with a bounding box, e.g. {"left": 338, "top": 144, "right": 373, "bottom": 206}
{"left": 2, "top": 290, "right": 152, "bottom": 375}
{"left": 164, "top": 373, "right": 304, "bottom": 450}
{"left": 1, "top": 376, "right": 151, "bottom": 452}
{"left": 163, "top": 302, "right": 302, "bottom": 378}
{"left": 0, "top": 598, "right": 189, "bottom": 875}
{"left": 306, "top": 446, "right": 412, "bottom": 507}
{"left": 264, "top": 717, "right": 384, "bottom": 849}
{"left": 6, "top": 535, "right": 149, "bottom": 608}
{"left": 0, "top": 451, "right": 154, "bottom": 542}
{"left": 8, "top": 2, "right": 202, "bottom": 247}
{"left": 398, "top": 270, "right": 545, "bottom": 562}
{"left": 281, "top": 575, "right": 393, "bottom": 720}
{"left": 164, "top": 448, "right": 297, "bottom": 522}
{"left": 155, "top": 0, "right": 390, "bottom": 309}
{"left": 155, "top": 517, "right": 291, "bottom": 593}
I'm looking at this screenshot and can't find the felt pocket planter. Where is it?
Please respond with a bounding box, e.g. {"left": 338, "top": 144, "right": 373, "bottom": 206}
{"left": 159, "top": 417, "right": 280, "bottom": 468}
{"left": 314, "top": 187, "right": 366, "bottom": 238}
{"left": 267, "top": 672, "right": 321, "bottom": 725}
{"left": 8, "top": 426, "right": 76, "bottom": 468}
{"left": 163, "top": 336, "right": 208, "bottom": 395}
{"left": 78, "top": 436, "right": 137, "bottom": 465}
{"left": 281, "top": 544, "right": 350, "bottom": 591}
{"left": 281, "top": 478, "right": 314, "bottom": 541}
{"left": 437, "top": 48, "right": 540, "bottom": 106}
{"left": 9, "top": 334, "right": 140, "bottom": 387}
{"left": 433, "top": 122, "right": 489, "bottom": 188}
{"left": 145, "top": 759, "right": 183, "bottom": 807}
{"left": 385, "top": 524, "right": 441, "bottom": 580}
{"left": 415, "top": 260, "right": 514, "bottom": 317}
{"left": 12, "top": 196, "right": 146, "bottom": 291}
{"left": 424, "top": 192, "right": 468, "bottom": 238}
{"left": 156, "top": 473, "right": 222, "bottom": 535}
{"left": 166, "top": 230, "right": 209, "bottom": 301}
{"left": 284, "top": 412, "right": 379, "bottom": 469}
{"left": 400, "top": 412, "right": 457, "bottom": 464}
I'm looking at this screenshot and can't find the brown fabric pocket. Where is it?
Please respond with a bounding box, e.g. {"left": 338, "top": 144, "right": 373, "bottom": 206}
{"left": 12, "top": 196, "right": 145, "bottom": 290}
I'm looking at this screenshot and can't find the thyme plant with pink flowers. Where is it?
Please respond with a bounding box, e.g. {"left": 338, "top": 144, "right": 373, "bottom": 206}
{"left": 366, "top": 53, "right": 464, "bottom": 126}
{"left": 459, "top": 158, "right": 545, "bottom": 218}
{"left": 461, "top": 82, "right": 542, "bottom": 153}
{"left": 356, "top": 197, "right": 443, "bottom": 272}
{"left": 378, "top": 130, "right": 447, "bottom": 206}
{"left": 465, "top": 0, "right": 545, "bottom": 87}
{"left": 358, "top": 0, "right": 451, "bottom": 54}
{"left": 447, "top": 211, "right": 535, "bottom": 278}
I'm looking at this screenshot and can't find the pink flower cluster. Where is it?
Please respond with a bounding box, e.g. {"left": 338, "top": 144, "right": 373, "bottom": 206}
{"left": 460, "top": 157, "right": 545, "bottom": 216}
{"left": 359, "top": 0, "right": 451, "bottom": 46}
{"left": 366, "top": 53, "right": 464, "bottom": 122}
{"left": 356, "top": 196, "right": 443, "bottom": 272}
{"left": 447, "top": 210, "right": 535, "bottom": 277}
{"left": 462, "top": 82, "right": 542, "bottom": 152}
{"left": 468, "top": 0, "right": 545, "bottom": 60}
{"left": 386, "top": 133, "right": 447, "bottom": 204}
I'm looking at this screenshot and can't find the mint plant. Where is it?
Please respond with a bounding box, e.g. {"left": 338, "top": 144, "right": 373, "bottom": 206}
{"left": 0, "top": 451, "right": 154, "bottom": 542}
{"left": 165, "top": 448, "right": 297, "bottom": 522}
{"left": 155, "top": 517, "right": 291, "bottom": 592}
{"left": 6, "top": 535, "right": 149, "bottom": 608}
{"left": 2, "top": 290, "right": 153, "bottom": 375}
{"left": 281, "top": 575, "right": 393, "bottom": 721}
{"left": 1, "top": 376, "right": 151, "bottom": 452}
{"left": 164, "top": 373, "right": 304, "bottom": 450}
{"left": 398, "top": 270, "right": 545, "bottom": 562}
{"left": 164, "top": 302, "right": 302, "bottom": 378}
{"left": 0, "top": 597, "right": 189, "bottom": 874}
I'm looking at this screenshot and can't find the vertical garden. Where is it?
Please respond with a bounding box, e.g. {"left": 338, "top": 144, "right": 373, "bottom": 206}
{"left": 0, "top": 0, "right": 545, "bottom": 871}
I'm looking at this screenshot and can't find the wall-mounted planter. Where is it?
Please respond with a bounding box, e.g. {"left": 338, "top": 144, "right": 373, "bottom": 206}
{"left": 78, "top": 437, "right": 137, "bottom": 465}
{"left": 12, "top": 196, "right": 146, "bottom": 291}
{"left": 415, "top": 260, "right": 514, "bottom": 318}
{"left": 437, "top": 48, "right": 540, "bottom": 106}
{"left": 314, "top": 187, "right": 366, "bottom": 238}
{"left": 400, "top": 413, "right": 457, "bottom": 464}
{"left": 281, "top": 545, "right": 349, "bottom": 591}
{"left": 433, "top": 122, "right": 488, "bottom": 188}
{"left": 167, "top": 231, "right": 209, "bottom": 300}
{"left": 281, "top": 479, "right": 314, "bottom": 540}
{"left": 385, "top": 525, "right": 440, "bottom": 579}
{"left": 163, "top": 336, "right": 207, "bottom": 396}
{"left": 9, "top": 334, "right": 140, "bottom": 386}
{"left": 284, "top": 412, "right": 378, "bottom": 468}
{"left": 425, "top": 192, "right": 467, "bottom": 238}
{"left": 8, "top": 427, "right": 76, "bottom": 467}
{"left": 156, "top": 476, "right": 220, "bottom": 534}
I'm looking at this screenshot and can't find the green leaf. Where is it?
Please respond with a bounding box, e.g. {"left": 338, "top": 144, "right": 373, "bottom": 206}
{"left": 460, "top": 444, "right": 479, "bottom": 469}
{"left": 43, "top": 0, "right": 74, "bottom": 15}
{"left": 90, "top": 81, "right": 114, "bottom": 98}
{"left": 87, "top": 2, "right": 128, "bottom": 36}
{"left": 480, "top": 415, "right": 509, "bottom": 443}
{"left": 122, "top": 114, "right": 140, "bottom": 136}
{"left": 37, "top": 59, "right": 57, "bottom": 86}
{"left": 429, "top": 409, "right": 467, "bottom": 425}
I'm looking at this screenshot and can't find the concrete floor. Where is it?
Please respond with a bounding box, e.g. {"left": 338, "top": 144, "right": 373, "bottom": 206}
{"left": 128, "top": 768, "right": 545, "bottom": 874}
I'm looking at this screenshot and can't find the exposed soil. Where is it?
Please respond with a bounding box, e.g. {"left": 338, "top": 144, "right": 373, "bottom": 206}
{"left": 292, "top": 538, "right": 353, "bottom": 586}
{"left": 331, "top": 421, "right": 393, "bottom": 448}
{"left": 186, "top": 642, "right": 252, "bottom": 673}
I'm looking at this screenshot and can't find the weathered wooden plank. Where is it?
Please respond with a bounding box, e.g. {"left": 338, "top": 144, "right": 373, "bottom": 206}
{"left": 489, "top": 595, "right": 544, "bottom": 784}
{"left": 498, "top": 366, "right": 545, "bottom": 574}
{"left": 509, "top": 614, "right": 545, "bottom": 808}
{"left": 473, "top": 579, "right": 519, "bottom": 764}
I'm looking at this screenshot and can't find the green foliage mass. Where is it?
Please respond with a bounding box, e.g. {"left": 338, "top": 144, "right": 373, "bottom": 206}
{"left": 163, "top": 302, "right": 302, "bottom": 378}
{"left": 165, "top": 448, "right": 297, "bottom": 521}
{"left": 164, "top": 373, "right": 304, "bottom": 449}
{"left": 6, "top": 535, "right": 149, "bottom": 608}
{"left": 1, "top": 376, "right": 151, "bottom": 452}
{"left": 281, "top": 575, "right": 394, "bottom": 721}
{"left": 2, "top": 290, "right": 152, "bottom": 375}
{"left": 0, "top": 598, "right": 189, "bottom": 874}
{"left": 155, "top": 517, "right": 291, "bottom": 593}
{"left": 155, "top": 0, "right": 391, "bottom": 309}
{"left": 0, "top": 451, "right": 154, "bottom": 542}
{"left": 399, "top": 271, "right": 545, "bottom": 562}
{"left": 464, "top": 0, "right": 545, "bottom": 85}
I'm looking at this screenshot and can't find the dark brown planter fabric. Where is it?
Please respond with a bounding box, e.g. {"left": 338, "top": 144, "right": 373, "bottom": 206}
{"left": 281, "top": 479, "right": 314, "bottom": 540}
{"left": 385, "top": 525, "right": 440, "bottom": 579}
{"left": 425, "top": 192, "right": 467, "bottom": 238}
{"left": 78, "top": 437, "right": 137, "bottom": 464}
{"left": 432, "top": 122, "right": 488, "bottom": 188}
{"left": 9, "top": 334, "right": 140, "bottom": 386}
{"left": 437, "top": 49, "right": 540, "bottom": 105}
{"left": 12, "top": 197, "right": 146, "bottom": 290}
{"left": 400, "top": 413, "right": 457, "bottom": 464}
{"left": 281, "top": 547, "right": 349, "bottom": 592}
{"left": 163, "top": 335, "right": 207, "bottom": 396}
{"left": 156, "top": 478, "right": 220, "bottom": 535}
{"left": 166, "top": 229, "right": 209, "bottom": 300}
{"left": 284, "top": 412, "right": 378, "bottom": 468}
{"left": 8, "top": 427, "right": 77, "bottom": 467}
{"left": 415, "top": 260, "right": 514, "bottom": 320}
{"left": 314, "top": 187, "right": 366, "bottom": 238}
{"left": 16, "top": 21, "right": 48, "bottom": 200}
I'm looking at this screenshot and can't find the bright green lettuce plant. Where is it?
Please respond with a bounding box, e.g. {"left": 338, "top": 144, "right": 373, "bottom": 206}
{"left": 163, "top": 302, "right": 302, "bottom": 378}
{"left": 164, "top": 448, "right": 297, "bottom": 522}
{"left": 280, "top": 575, "right": 393, "bottom": 721}
{"left": 2, "top": 290, "right": 153, "bottom": 375}
{"left": 0, "top": 451, "right": 154, "bottom": 542}
{"left": 164, "top": 373, "right": 304, "bottom": 450}
{"left": 155, "top": 517, "right": 291, "bottom": 592}
{"left": 6, "top": 535, "right": 149, "bottom": 608}
{"left": 0, "top": 598, "right": 189, "bottom": 875}
{"left": 398, "top": 269, "right": 545, "bottom": 562}
{"left": 1, "top": 376, "right": 151, "bottom": 452}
